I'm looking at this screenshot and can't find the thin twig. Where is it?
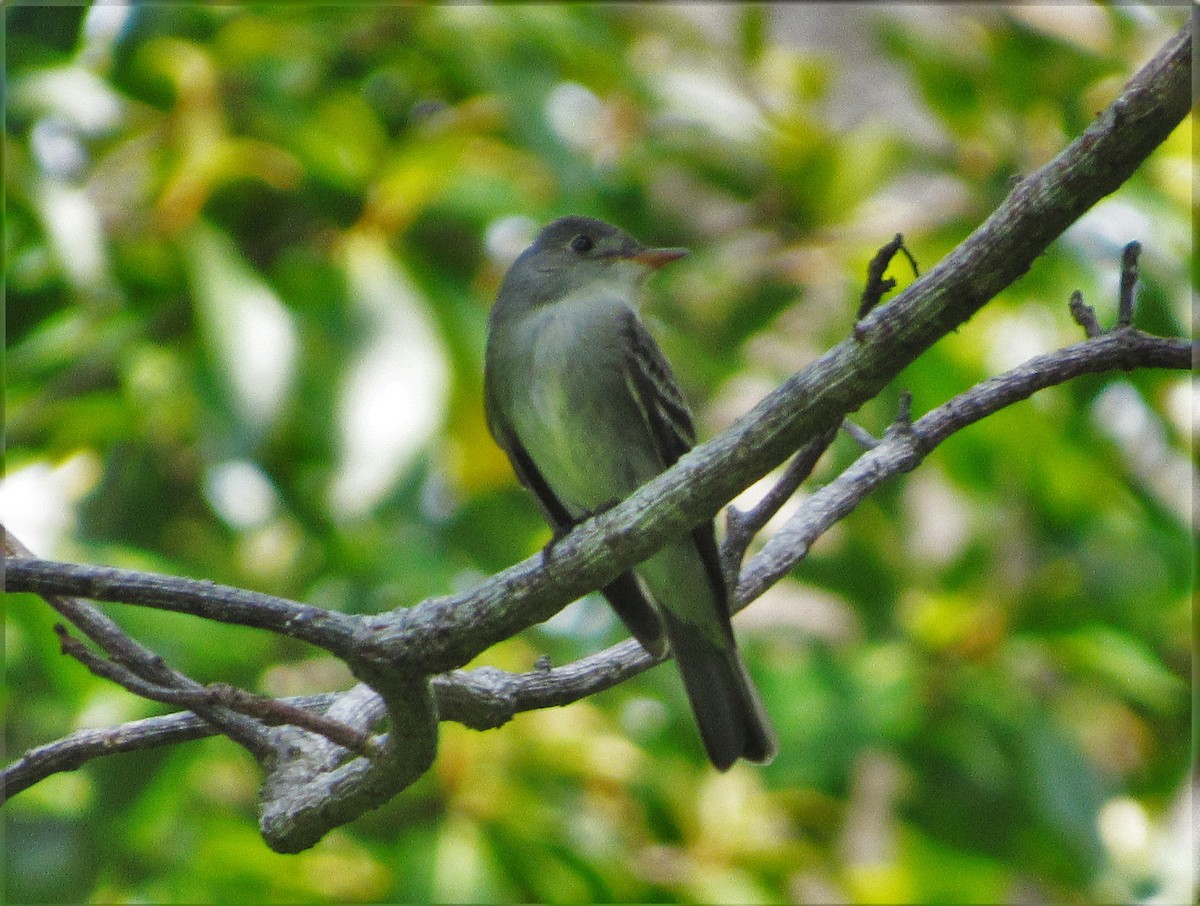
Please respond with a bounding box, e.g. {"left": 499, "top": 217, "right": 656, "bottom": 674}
{"left": 52, "top": 625, "right": 381, "bottom": 759}
{"left": 212, "top": 687, "right": 382, "bottom": 758}
{"left": 891, "top": 390, "right": 913, "bottom": 432}
{"left": 722, "top": 425, "right": 839, "bottom": 586}
{"left": 1069, "top": 290, "right": 1103, "bottom": 338}
{"left": 841, "top": 419, "right": 881, "bottom": 450}
{"left": 857, "top": 233, "right": 920, "bottom": 320}
{"left": 54, "top": 623, "right": 194, "bottom": 702}
{"left": 5, "top": 531, "right": 274, "bottom": 759}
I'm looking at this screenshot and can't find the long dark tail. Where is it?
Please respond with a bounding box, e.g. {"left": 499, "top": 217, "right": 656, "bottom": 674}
{"left": 660, "top": 609, "right": 777, "bottom": 770}
{"left": 602, "top": 572, "right": 667, "bottom": 658}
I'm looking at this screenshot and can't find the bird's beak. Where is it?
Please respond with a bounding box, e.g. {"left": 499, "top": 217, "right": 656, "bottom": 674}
{"left": 629, "top": 246, "right": 689, "bottom": 270}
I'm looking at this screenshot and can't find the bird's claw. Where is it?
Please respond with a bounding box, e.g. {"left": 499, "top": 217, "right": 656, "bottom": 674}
{"left": 540, "top": 500, "right": 620, "bottom": 565}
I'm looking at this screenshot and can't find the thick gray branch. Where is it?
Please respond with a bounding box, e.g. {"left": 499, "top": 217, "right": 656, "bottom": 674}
{"left": 13, "top": 329, "right": 1186, "bottom": 769}
{"left": 346, "top": 21, "right": 1195, "bottom": 675}
{"left": 435, "top": 329, "right": 1193, "bottom": 729}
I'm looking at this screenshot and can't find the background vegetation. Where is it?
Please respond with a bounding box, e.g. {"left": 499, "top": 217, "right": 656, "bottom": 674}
{"left": 5, "top": 4, "right": 1191, "bottom": 903}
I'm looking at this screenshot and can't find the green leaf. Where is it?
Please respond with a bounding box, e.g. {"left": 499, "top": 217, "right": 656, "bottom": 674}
{"left": 739, "top": 6, "right": 768, "bottom": 65}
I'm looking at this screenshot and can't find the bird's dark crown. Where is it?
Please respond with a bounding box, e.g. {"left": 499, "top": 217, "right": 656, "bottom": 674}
{"left": 531, "top": 215, "right": 639, "bottom": 260}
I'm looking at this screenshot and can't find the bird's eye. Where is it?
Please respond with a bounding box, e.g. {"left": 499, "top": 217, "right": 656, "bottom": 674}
{"left": 569, "top": 234, "right": 594, "bottom": 254}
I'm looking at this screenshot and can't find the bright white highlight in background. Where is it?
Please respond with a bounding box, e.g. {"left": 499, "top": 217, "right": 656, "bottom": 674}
{"left": 485, "top": 215, "right": 538, "bottom": 269}
{"left": 545, "top": 81, "right": 603, "bottom": 149}
{"left": 329, "top": 232, "right": 450, "bottom": 520}
{"left": 654, "top": 68, "right": 765, "bottom": 141}
{"left": 204, "top": 460, "right": 280, "bottom": 530}
{"left": 1092, "top": 382, "right": 1194, "bottom": 524}
{"left": 0, "top": 453, "right": 101, "bottom": 557}
{"left": 187, "top": 223, "right": 299, "bottom": 434}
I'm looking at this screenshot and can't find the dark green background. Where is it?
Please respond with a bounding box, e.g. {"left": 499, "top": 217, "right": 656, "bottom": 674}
{"left": 5, "top": 5, "right": 1191, "bottom": 903}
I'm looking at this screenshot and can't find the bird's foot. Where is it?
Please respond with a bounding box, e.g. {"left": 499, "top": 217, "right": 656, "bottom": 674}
{"left": 591, "top": 498, "right": 621, "bottom": 517}
{"left": 539, "top": 500, "right": 620, "bottom": 565}
{"left": 541, "top": 526, "right": 571, "bottom": 566}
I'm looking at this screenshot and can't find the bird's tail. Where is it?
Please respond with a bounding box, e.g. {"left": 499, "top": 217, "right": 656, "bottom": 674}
{"left": 661, "top": 609, "right": 778, "bottom": 770}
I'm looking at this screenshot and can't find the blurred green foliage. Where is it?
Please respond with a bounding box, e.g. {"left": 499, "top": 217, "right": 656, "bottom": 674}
{"left": 5, "top": 5, "right": 1191, "bottom": 904}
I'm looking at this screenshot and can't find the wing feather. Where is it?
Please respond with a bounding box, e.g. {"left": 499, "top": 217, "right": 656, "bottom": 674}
{"left": 620, "top": 310, "right": 732, "bottom": 622}
{"left": 485, "top": 375, "right": 574, "bottom": 532}
{"left": 620, "top": 311, "right": 696, "bottom": 469}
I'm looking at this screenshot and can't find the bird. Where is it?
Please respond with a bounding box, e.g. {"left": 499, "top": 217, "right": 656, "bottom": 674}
{"left": 483, "top": 214, "right": 777, "bottom": 770}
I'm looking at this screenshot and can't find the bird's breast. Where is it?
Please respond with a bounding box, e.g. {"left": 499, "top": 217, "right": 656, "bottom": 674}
{"left": 507, "top": 297, "right": 644, "bottom": 512}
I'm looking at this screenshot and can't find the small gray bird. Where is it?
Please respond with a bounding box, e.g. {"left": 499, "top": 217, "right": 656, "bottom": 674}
{"left": 484, "top": 215, "right": 777, "bottom": 770}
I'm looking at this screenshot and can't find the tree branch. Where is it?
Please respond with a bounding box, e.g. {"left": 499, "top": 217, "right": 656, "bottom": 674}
{"left": 10, "top": 327, "right": 1188, "bottom": 791}
{"left": 3, "top": 553, "right": 363, "bottom": 661}
{"left": 4, "top": 532, "right": 276, "bottom": 760}
{"left": 1, "top": 694, "right": 341, "bottom": 801}
{"left": 1117, "top": 240, "right": 1142, "bottom": 328}
{"left": 13, "top": 22, "right": 1188, "bottom": 684}
{"left": 54, "top": 623, "right": 380, "bottom": 758}
{"left": 1069, "top": 290, "right": 1104, "bottom": 338}
{"left": 721, "top": 425, "right": 840, "bottom": 589}
{"left": 356, "top": 20, "right": 1192, "bottom": 678}
{"left": 736, "top": 328, "right": 1191, "bottom": 602}
{"left": 856, "top": 232, "right": 919, "bottom": 320}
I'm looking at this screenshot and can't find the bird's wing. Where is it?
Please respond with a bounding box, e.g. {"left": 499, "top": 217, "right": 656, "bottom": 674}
{"left": 620, "top": 309, "right": 732, "bottom": 622}
{"left": 484, "top": 377, "right": 574, "bottom": 533}
{"left": 619, "top": 310, "right": 697, "bottom": 468}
